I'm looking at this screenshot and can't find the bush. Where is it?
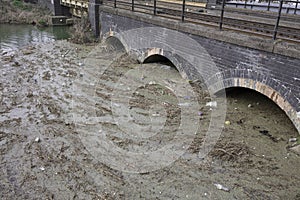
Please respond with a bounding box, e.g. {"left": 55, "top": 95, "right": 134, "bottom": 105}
{"left": 70, "top": 16, "right": 97, "bottom": 44}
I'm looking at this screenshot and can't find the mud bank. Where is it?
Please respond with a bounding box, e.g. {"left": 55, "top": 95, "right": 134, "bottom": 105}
{"left": 0, "top": 40, "right": 300, "bottom": 199}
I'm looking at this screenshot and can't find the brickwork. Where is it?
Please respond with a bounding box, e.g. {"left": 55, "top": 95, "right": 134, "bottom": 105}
{"left": 99, "top": 10, "right": 300, "bottom": 133}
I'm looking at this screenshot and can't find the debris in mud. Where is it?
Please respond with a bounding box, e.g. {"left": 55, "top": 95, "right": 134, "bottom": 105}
{"left": 2, "top": 55, "right": 14, "bottom": 62}
{"left": 209, "top": 141, "right": 251, "bottom": 162}
{"left": 253, "top": 125, "right": 260, "bottom": 130}
{"left": 237, "top": 118, "right": 245, "bottom": 125}
{"left": 34, "top": 137, "right": 40, "bottom": 142}
{"left": 214, "top": 183, "right": 230, "bottom": 192}
{"left": 206, "top": 101, "right": 217, "bottom": 108}
{"left": 160, "top": 65, "right": 171, "bottom": 70}
{"left": 225, "top": 120, "right": 231, "bottom": 125}
{"left": 39, "top": 167, "right": 45, "bottom": 171}
{"left": 259, "top": 130, "right": 282, "bottom": 142}
{"left": 290, "top": 145, "right": 300, "bottom": 155}
{"left": 22, "top": 49, "right": 33, "bottom": 55}
{"left": 289, "top": 138, "right": 297, "bottom": 143}
{"left": 178, "top": 102, "right": 190, "bottom": 107}
{"left": 259, "top": 130, "right": 269, "bottom": 135}
{"left": 1, "top": 40, "right": 300, "bottom": 199}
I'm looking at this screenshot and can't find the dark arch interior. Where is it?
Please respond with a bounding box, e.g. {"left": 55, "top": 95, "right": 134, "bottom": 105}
{"left": 143, "top": 54, "right": 177, "bottom": 70}
{"left": 225, "top": 87, "right": 277, "bottom": 107}
{"left": 224, "top": 87, "right": 297, "bottom": 132}
{"left": 105, "top": 37, "right": 126, "bottom": 52}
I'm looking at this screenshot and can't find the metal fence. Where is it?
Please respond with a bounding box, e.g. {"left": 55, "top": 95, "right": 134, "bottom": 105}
{"left": 96, "top": 0, "right": 300, "bottom": 41}
{"left": 226, "top": 0, "right": 300, "bottom": 15}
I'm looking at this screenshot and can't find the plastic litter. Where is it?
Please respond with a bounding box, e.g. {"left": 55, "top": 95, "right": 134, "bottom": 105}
{"left": 39, "top": 167, "right": 45, "bottom": 171}
{"left": 178, "top": 102, "right": 190, "bottom": 107}
{"left": 206, "top": 101, "right": 217, "bottom": 108}
{"left": 214, "top": 183, "right": 230, "bottom": 192}
{"left": 289, "top": 138, "right": 297, "bottom": 142}
{"left": 225, "top": 121, "right": 231, "bottom": 125}
{"left": 152, "top": 113, "right": 160, "bottom": 117}
{"left": 113, "top": 103, "right": 120, "bottom": 108}
{"left": 160, "top": 65, "right": 171, "bottom": 70}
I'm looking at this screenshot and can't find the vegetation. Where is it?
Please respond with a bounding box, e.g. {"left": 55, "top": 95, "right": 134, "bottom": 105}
{"left": 37, "top": 19, "right": 48, "bottom": 27}
{"left": 12, "top": 0, "right": 31, "bottom": 10}
{"left": 70, "top": 16, "right": 97, "bottom": 44}
{"left": 0, "top": 0, "right": 50, "bottom": 25}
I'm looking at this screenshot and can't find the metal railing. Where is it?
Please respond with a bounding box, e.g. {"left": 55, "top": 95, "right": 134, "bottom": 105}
{"left": 70, "top": 0, "right": 300, "bottom": 41}
{"left": 226, "top": 0, "right": 300, "bottom": 14}
{"left": 60, "top": 0, "right": 89, "bottom": 8}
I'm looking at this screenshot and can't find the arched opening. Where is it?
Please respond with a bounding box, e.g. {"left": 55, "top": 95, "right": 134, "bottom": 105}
{"left": 105, "top": 36, "right": 126, "bottom": 52}
{"left": 225, "top": 87, "right": 298, "bottom": 134}
{"left": 143, "top": 54, "right": 177, "bottom": 70}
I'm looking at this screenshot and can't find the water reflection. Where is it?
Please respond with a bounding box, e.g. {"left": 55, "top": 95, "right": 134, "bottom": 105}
{"left": 0, "top": 24, "right": 70, "bottom": 51}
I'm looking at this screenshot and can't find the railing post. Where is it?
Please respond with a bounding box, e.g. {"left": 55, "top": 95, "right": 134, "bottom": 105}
{"left": 114, "top": 0, "right": 116, "bottom": 8}
{"left": 219, "top": 0, "right": 226, "bottom": 30}
{"left": 273, "top": 0, "right": 283, "bottom": 40}
{"left": 267, "top": 0, "right": 271, "bottom": 11}
{"left": 132, "top": 0, "right": 134, "bottom": 11}
{"left": 154, "top": 0, "right": 157, "bottom": 15}
{"left": 182, "top": 0, "right": 186, "bottom": 22}
{"left": 295, "top": 0, "right": 299, "bottom": 14}
{"left": 244, "top": 0, "right": 247, "bottom": 9}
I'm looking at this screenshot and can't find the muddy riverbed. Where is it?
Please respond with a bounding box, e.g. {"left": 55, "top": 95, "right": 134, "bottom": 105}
{"left": 0, "top": 40, "right": 300, "bottom": 199}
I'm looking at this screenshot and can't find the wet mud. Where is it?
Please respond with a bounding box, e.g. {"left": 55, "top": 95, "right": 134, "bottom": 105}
{"left": 0, "top": 40, "right": 300, "bottom": 199}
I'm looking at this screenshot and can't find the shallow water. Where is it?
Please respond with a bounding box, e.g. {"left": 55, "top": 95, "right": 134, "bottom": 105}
{"left": 0, "top": 24, "right": 70, "bottom": 51}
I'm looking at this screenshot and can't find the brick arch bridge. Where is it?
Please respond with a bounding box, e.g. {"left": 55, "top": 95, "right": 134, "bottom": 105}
{"left": 105, "top": 28, "right": 300, "bottom": 133}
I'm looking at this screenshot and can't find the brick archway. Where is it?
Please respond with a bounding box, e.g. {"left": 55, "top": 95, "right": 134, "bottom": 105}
{"left": 104, "top": 33, "right": 300, "bottom": 134}
{"left": 208, "top": 74, "right": 300, "bottom": 133}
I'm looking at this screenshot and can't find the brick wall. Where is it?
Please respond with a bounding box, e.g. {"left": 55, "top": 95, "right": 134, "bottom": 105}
{"left": 98, "top": 10, "right": 300, "bottom": 132}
